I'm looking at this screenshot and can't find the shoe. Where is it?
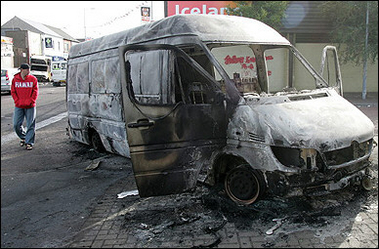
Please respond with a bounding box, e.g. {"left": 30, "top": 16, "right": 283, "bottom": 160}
{"left": 20, "top": 140, "right": 25, "bottom": 147}
{"left": 26, "top": 144, "right": 33, "bottom": 150}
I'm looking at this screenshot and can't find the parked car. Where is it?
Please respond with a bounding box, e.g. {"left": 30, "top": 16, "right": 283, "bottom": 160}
{"left": 51, "top": 60, "right": 67, "bottom": 86}
{"left": 1, "top": 68, "right": 19, "bottom": 94}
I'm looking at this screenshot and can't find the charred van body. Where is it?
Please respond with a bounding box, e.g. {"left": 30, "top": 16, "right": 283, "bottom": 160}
{"left": 67, "top": 15, "right": 375, "bottom": 205}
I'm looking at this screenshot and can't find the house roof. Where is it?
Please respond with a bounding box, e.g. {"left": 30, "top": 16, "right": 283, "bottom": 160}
{"left": 44, "top": 24, "right": 79, "bottom": 42}
{"left": 1, "top": 16, "right": 78, "bottom": 41}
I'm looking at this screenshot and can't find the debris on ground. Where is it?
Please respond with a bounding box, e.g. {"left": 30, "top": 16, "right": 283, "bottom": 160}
{"left": 117, "top": 190, "right": 139, "bottom": 199}
{"left": 85, "top": 160, "right": 102, "bottom": 171}
{"left": 119, "top": 181, "right": 377, "bottom": 247}
{"left": 266, "top": 217, "right": 287, "bottom": 235}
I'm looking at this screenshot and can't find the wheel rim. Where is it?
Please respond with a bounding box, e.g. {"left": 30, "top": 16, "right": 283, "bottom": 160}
{"left": 91, "top": 132, "right": 104, "bottom": 152}
{"left": 225, "top": 167, "right": 260, "bottom": 205}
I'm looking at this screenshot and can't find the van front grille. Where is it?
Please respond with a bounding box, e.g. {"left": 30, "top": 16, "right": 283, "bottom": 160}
{"left": 324, "top": 139, "right": 373, "bottom": 167}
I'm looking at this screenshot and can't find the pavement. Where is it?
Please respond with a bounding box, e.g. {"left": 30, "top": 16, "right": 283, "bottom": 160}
{"left": 343, "top": 92, "right": 378, "bottom": 107}
{"left": 68, "top": 92, "right": 378, "bottom": 248}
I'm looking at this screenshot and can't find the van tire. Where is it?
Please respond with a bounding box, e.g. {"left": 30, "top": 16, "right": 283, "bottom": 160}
{"left": 90, "top": 130, "right": 105, "bottom": 153}
{"left": 224, "top": 165, "right": 265, "bottom": 205}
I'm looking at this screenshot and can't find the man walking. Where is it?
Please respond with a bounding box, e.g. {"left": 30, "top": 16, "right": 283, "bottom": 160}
{"left": 11, "top": 63, "right": 39, "bottom": 150}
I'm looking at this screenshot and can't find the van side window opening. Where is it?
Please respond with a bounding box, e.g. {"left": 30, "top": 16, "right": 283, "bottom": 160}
{"left": 67, "top": 64, "right": 77, "bottom": 94}
{"left": 68, "top": 62, "right": 89, "bottom": 94}
{"left": 176, "top": 56, "right": 215, "bottom": 104}
{"left": 77, "top": 62, "right": 90, "bottom": 94}
{"left": 178, "top": 45, "right": 221, "bottom": 104}
{"left": 92, "top": 58, "right": 121, "bottom": 94}
{"left": 92, "top": 60, "right": 106, "bottom": 93}
{"left": 181, "top": 46, "right": 215, "bottom": 77}
{"left": 126, "top": 50, "right": 173, "bottom": 105}
{"left": 125, "top": 48, "right": 217, "bottom": 106}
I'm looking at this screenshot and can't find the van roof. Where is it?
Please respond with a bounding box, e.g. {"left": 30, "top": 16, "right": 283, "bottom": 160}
{"left": 69, "top": 15, "right": 290, "bottom": 58}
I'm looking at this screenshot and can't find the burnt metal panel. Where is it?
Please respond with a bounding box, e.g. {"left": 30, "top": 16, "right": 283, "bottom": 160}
{"left": 69, "top": 15, "right": 290, "bottom": 59}
{"left": 128, "top": 105, "right": 227, "bottom": 197}
{"left": 67, "top": 47, "right": 130, "bottom": 157}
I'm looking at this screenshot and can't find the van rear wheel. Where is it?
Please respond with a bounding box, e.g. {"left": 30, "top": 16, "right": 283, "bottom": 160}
{"left": 224, "top": 165, "right": 264, "bottom": 205}
{"left": 90, "top": 130, "right": 105, "bottom": 153}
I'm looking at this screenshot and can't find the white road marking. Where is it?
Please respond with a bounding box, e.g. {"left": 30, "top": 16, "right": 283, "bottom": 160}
{"left": 1, "top": 112, "right": 67, "bottom": 146}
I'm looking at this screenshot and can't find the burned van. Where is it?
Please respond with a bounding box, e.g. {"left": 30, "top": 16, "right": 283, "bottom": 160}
{"left": 67, "top": 15, "right": 375, "bottom": 205}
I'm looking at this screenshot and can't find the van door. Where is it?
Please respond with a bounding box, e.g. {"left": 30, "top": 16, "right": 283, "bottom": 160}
{"left": 119, "top": 44, "right": 227, "bottom": 197}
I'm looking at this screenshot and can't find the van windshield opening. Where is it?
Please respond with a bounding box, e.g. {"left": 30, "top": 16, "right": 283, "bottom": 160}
{"left": 31, "top": 65, "right": 48, "bottom": 72}
{"left": 210, "top": 44, "right": 328, "bottom": 96}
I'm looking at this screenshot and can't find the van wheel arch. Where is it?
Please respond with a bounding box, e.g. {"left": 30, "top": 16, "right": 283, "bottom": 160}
{"left": 88, "top": 128, "right": 106, "bottom": 153}
{"left": 212, "top": 154, "right": 267, "bottom": 205}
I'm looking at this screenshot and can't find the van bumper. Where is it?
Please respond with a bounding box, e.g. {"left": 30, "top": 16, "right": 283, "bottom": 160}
{"left": 1, "top": 85, "right": 11, "bottom": 92}
{"left": 266, "top": 162, "right": 372, "bottom": 197}
{"left": 53, "top": 80, "right": 66, "bottom": 86}
{"left": 35, "top": 75, "right": 50, "bottom": 82}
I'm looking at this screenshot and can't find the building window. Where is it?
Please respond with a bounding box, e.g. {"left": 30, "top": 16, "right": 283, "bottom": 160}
{"left": 45, "top": 37, "right": 53, "bottom": 48}
{"left": 64, "top": 43, "right": 69, "bottom": 53}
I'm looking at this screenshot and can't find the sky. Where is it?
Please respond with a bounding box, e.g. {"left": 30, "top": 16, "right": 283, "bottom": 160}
{"left": 1, "top": 1, "right": 165, "bottom": 39}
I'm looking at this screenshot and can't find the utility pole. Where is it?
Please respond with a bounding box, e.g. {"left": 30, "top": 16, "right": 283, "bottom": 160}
{"left": 362, "top": 1, "right": 369, "bottom": 100}
{"left": 151, "top": 1, "right": 153, "bottom": 22}
{"left": 84, "top": 8, "right": 87, "bottom": 39}
{"left": 84, "top": 8, "right": 95, "bottom": 40}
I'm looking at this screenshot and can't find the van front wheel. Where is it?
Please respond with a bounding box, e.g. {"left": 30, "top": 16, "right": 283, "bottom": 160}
{"left": 224, "top": 165, "right": 264, "bottom": 205}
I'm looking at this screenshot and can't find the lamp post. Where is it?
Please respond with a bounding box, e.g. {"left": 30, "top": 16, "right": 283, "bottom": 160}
{"left": 84, "top": 8, "right": 86, "bottom": 39}
{"left": 84, "top": 8, "right": 95, "bottom": 40}
{"left": 150, "top": 1, "right": 153, "bottom": 22}
{"left": 362, "top": 1, "right": 369, "bottom": 100}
